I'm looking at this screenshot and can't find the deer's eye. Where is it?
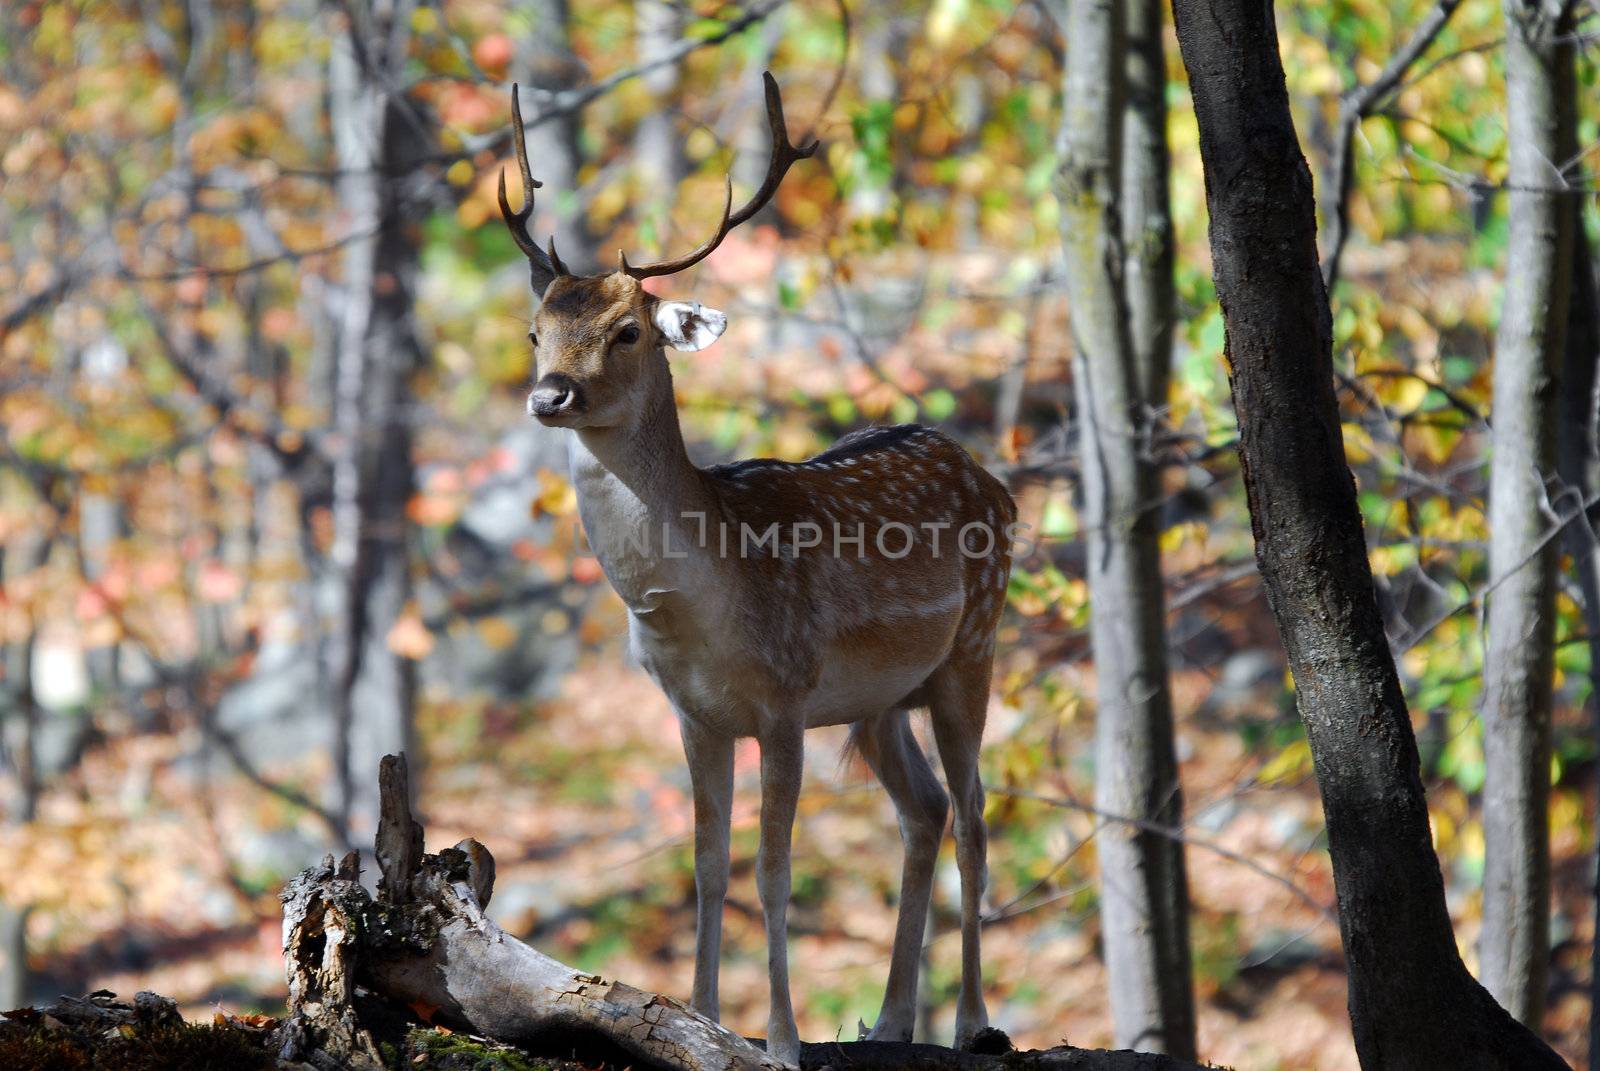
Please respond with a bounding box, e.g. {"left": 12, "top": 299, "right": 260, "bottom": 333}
{"left": 616, "top": 324, "right": 641, "bottom": 346}
{"left": 527, "top": 330, "right": 538, "bottom": 349}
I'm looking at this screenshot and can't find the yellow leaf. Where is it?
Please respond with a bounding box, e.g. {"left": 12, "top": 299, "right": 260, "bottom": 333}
{"left": 1372, "top": 373, "right": 1429, "bottom": 413}
{"left": 1258, "top": 739, "right": 1314, "bottom": 786}
{"left": 1341, "top": 422, "right": 1375, "bottom": 464}
{"left": 532, "top": 468, "right": 577, "bottom": 518}
{"left": 1160, "top": 521, "right": 1206, "bottom": 554}
{"left": 927, "top": 0, "right": 968, "bottom": 45}
{"left": 1413, "top": 423, "right": 1461, "bottom": 465}
{"left": 476, "top": 616, "right": 517, "bottom": 651}
{"left": 1429, "top": 807, "right": 1455, "bottom": 852}
{"left": 1458, "top": 819, "right": 1485, "bottom": 865}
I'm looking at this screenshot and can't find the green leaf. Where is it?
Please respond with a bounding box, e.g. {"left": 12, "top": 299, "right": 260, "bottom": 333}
{"left": 687, "top": 17, "right": 728, "bottom": 39}
{"left": 923, "top": 389, "right": 957, "bottom": 422}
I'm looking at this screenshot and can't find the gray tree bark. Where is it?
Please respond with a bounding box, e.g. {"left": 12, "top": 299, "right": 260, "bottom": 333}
{"left": 0, "top": 629, "right": 38, "bottom": 1011}
{"left": 1479, "top": 0, "right": 1578, "bottom": 1028}
{"left": 516, "top": 0, "right": 593, "bottom": 272}
{"left": 730, "top": 11, "right": 789, "bottom": 230}
{"left": 634, "top": 0, "right": 687, "bottom": 237}
{"left": 1169, "top": 0, "right": 1570, "bottom": 1065}
{"left": 77, "top": 338, "right": 128, "bottom": 697}
{"left": 1119, "top": 0, "right": 1174, "bottom": 411}
{"left": 848, "top": 8, "right": 901, "bottom": 220}
{"left": 0, "top": 534, "right": 51, "bottom": 1010}
{"left": 0, "top": 905, "right": 27, "bottom": 1011}
{"left": 1057, "top": 0, "right": 1193, "bottom": 1057}
{"left": 327, "top": 1, "right": 424, "bottom": 841}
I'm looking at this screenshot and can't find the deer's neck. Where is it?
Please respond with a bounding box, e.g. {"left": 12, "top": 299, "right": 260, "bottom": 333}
{"left": 570, "top": 367, "right": 712, "bottom": 609}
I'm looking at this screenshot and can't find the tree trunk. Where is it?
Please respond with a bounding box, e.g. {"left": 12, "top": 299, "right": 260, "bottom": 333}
{"left": 0, "top": 905, "right": 28, "bottom": 1010}
{"left": 1057, "top": 0, "right": 1194, "bottom": 1057}
{"left": 849, "top": 9, "right": 901, "bottom": 220}
{"left": 1480, "top": 0, "right": 1578, "bottom": 1027}
{"left": 327, "top": 2, "right": 424, "bottom": 842}
{"left": 730, "top": 11, "right": 789, "bottom": 231}
{"left": 634, "top": 0, "right": 687, "bottom": 238}
{"left": 0, "top": 628, "right": 39, "bottom": 1010}
{"left": 1168, "top": 0, "right": 1569, "bottom": 1066}
{"left": 77, "top": 338, "right": 127, "bottom": 698}
{"left": 516, "top": 0, "right": 592, "bottom": 272}
{"left": 1555, "top": 208, "right": 1600, "bottom": 1063}
{"left": 1120, "top": 0, "right": 1174, "bottom": 411}
{"left": 275, "top": 755, "right": 1209, "bottom": 1071}
{"left": 0, "top": 534, "right": 50, "bottom": 1010}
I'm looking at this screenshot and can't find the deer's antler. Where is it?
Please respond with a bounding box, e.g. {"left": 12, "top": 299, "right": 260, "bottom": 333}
{"left": 619, "top": 72, "right": 818, "bottom": 280}
{"left": 498, "top": 84, "right": 569, "bottom": 287}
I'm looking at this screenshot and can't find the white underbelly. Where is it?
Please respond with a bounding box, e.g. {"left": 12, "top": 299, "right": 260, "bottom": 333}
{"left": 630, "top": 604, "right": 956, "bottom": 735}
{"left": 795, "top": 651, "right": 945, "bottom": 727}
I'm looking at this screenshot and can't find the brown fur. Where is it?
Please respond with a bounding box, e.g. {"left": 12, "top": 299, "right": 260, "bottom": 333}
{"left": 700, "top": 424, "right": 1016, "bottom": 697}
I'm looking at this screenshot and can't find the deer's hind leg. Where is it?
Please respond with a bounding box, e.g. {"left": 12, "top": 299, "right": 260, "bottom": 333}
{"left": 928, "top": 655, "right": 993, "bottom": 1047}
{"left": 854, "top": 708, "right": 950, "bottom": 1042}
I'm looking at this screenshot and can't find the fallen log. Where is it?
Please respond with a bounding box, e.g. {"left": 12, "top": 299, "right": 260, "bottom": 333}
{"left": 276, "top": 755, "right": 1211, "bottom": 1071}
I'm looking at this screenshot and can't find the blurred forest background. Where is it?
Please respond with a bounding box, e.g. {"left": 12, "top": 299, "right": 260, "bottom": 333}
{"left": 1, "top": 0, "right": 1599, "bottom": 1068}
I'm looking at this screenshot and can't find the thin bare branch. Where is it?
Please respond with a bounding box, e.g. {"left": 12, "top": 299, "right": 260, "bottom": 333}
{"left": 1322, "top": 0, "right": 1465, "bottom": 291}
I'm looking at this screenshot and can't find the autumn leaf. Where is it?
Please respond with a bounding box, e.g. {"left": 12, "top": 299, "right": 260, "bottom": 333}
{"left": 197, "top": 559, "right": 243, "bottom": 603}
{"left": 472, "top": 34, "right": 512, "bottom": 72}
{"left": 532, "top": 468, "right": 577, "bottom": 518}
{"left": 476, "top": 616, "right": 518, "bottom": 651}
{"left": 388, "top": 608, "right": 436, "bottom": 660}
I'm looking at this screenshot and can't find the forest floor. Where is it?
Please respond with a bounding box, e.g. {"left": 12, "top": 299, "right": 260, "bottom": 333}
{"left": 22, "top": 613, "right": 1595, "bottom": 1071}
{"left": 0, "top": 991, "right": 591, "bottom": 1071}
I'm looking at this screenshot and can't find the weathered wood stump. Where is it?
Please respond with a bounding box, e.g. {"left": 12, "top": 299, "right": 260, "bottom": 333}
{"left": 276, "top": 755, "right": 1211, "bottom": 1071}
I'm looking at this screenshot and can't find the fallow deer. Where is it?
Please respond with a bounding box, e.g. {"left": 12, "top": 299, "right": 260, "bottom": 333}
{"left": 499, "top": 74, "right": 1015, "bottom": 1065}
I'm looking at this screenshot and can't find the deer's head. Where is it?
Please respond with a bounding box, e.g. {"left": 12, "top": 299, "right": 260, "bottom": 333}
{"left": 500, "top": 74, "right": 817, "bottom": 431}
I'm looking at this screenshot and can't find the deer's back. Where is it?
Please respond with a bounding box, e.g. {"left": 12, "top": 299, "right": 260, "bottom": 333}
{"left": 670, "top": 424, "right": 1014, "bottom": 726}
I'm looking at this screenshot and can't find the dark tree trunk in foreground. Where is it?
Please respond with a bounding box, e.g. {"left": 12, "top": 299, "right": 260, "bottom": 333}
{"left": 1480, "top": 0, "right": 1579, "bottom": 1026}
{"left": 1556, "top": 212, "right": 1600, "bottom": 1062}
{"left": 1169, "top": 0, "right": 1569, "bottom": 1066}
{"left": 274, "top": 756, "right": 1208, "bottom": 1071}
{"left": 1058, "top": 0, "right": 1193, "bottom": 1056}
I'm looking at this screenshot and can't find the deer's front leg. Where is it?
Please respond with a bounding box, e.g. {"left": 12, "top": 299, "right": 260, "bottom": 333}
{"left": 756, "top": 723, "right": 804, "bottom": 1066}
{"left": 681, "top": 723, "right": 734, "bottom": 1021}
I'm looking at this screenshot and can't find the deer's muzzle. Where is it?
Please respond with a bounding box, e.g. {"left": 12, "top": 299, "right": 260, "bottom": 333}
{"left": 527, "top": 373, "right": 586, "bottom": 421}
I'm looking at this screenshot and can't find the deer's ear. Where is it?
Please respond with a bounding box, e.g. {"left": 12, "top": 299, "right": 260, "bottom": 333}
{"left": 652, "top": 301, "right": 727, "bottom": 352}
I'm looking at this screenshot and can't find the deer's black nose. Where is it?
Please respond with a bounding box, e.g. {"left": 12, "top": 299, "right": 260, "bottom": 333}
{"left": 527, "top": 374, "right": 585, "bottom": 418}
